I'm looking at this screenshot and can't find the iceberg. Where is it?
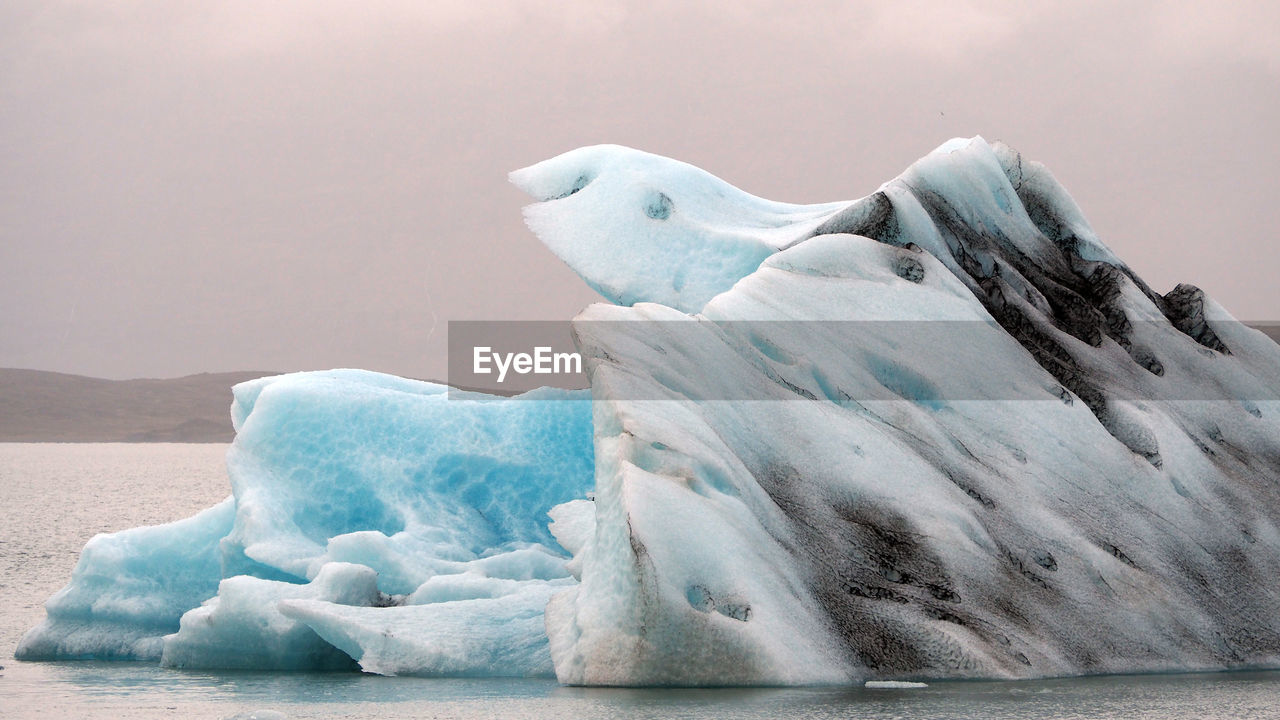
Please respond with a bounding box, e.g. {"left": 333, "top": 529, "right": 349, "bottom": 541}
{"left": 18, "top": 138, "right": 1280, "bottom": 686}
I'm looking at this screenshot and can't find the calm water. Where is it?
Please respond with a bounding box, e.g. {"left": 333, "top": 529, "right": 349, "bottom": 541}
{"left": 3, "top": 443, "right": 1280, "bottom": 719}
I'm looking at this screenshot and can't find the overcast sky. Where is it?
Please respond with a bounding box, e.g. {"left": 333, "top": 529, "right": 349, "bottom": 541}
{"left": 2, "top": 1, "right": 1277, "bottom": 380}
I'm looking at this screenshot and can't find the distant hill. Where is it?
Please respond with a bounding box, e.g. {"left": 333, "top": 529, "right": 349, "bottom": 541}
{"left": 0, "top": 369, "right": 278, "bottom": 442}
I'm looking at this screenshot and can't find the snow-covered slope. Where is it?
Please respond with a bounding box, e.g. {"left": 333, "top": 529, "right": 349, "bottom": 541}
{"left": 18, "top": 138, "right": 1280, "bottom": 686}
{"left": 523, "top": 137, "right": 1280, "bottom": 684}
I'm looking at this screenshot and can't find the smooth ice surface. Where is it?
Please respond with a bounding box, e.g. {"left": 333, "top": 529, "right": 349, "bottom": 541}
{"left": 511, "top": 144, "right": 847, "bottom": 312}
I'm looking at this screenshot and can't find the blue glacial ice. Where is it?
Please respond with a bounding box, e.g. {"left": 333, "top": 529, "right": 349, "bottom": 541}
{"left": 13, "top": 497, "right": 234, "bottom": 661}
{"left": 18, "top": 369, "right": 593, "bottom": 676}
{"left": 162, "top": 561, "right": 382, "bottom": 671}
{"left": 18, "top": 138, "right": 1280, "bottom": 686}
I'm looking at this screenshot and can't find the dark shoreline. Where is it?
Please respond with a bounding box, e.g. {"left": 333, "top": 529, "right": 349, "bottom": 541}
{"left": 0, "top": 369, "right": 277, "bottom": 443}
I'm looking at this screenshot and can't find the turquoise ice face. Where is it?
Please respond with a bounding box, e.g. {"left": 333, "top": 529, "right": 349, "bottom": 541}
{"left": 18, "top": 370, "right": 595, "bottom": 675}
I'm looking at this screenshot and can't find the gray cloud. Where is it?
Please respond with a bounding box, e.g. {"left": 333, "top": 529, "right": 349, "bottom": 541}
{"left": 2, "top": 1, "right": 1277, "bottom": 379}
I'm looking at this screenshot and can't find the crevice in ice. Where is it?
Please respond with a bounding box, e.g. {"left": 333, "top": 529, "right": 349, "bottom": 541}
{"left": 685, "top": 584, "right": 752, "bottom": 622}
{"left": 1099, "top": 542, "right": 1140, "bottom": 569}
{"left": 1033, "top": 551, "right": 1058, "bottom": 571}
{"left": 1002, "top": 549, "right": 1050, "bottom": 589}
{"left": 644, "top": 191, "right": 673, "bottom": 220}
{"left": 942, "top": 468, "right": 995, "bottom": 509}
{"left": 801, "top": 190, "right": 900, "bottom": 247}
{"left": 893, "top": 253, "right": 925, "bottom": 283}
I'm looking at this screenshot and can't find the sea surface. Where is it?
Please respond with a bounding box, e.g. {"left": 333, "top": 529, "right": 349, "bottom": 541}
{"left": 3, "top": 443, "right": 1280, "bottom": 719}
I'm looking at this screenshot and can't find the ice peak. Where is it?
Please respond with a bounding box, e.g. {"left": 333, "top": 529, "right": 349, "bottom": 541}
{"left": 929, "top": 135, "right": 987, "bottom": 155}
{"left": 511, "top": 138, "right": 1131, "bottom": 315}
{"left": 510, "top": 144, "right": 847, "bottom": 313}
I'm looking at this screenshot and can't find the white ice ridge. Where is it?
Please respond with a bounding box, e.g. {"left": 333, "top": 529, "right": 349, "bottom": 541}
{"left": 510, "top": 144, "right": 848, "bottom": 312}
{"left": 511, "top": 138, "right": 1124, "bottom": 316}
{"left": 19, "top": 138, "right": 1280, "bottom": 686}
